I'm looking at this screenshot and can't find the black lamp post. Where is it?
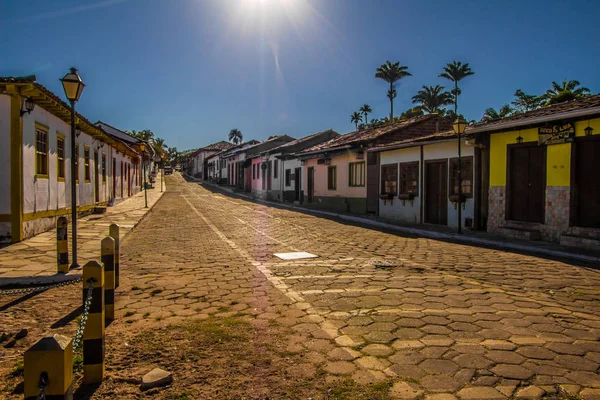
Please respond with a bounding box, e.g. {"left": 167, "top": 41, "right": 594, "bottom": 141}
{"left": 60, "top": 68, "right": 85, "bottom": 269}
{"left": 161, "top": 154, "right": 165, "bottom": 192}
{"left": 452, "top": 116, "right": 468, "bottom": 234}
{"left": 140, "top": 144, "right": 148, "bottom": 208}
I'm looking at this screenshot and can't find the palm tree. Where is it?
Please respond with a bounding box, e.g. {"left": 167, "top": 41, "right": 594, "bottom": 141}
{"left": 411, "top": 85, "right": 454, "bottom": 114}
{"left": 350, "top": 112, "right": 363, "bottom": 130}
{"left": 359, "top": 104, "right": 372, "bottom": 125}
{"left": 481, "top": 104, "right": 514, "bottom": 122}
{"left": 439, "top": 61, "right": 475, "bottom": 116}
{"left": 228, "top": 129, "right": 243, "bottom": 144}
{"left": 543, "top": 80, "right": 591, "bottom": 105}
{"left": 512, "top": 89, "right": 544, "bottom": 113}
{"left": 375, "top": 61, "right": 412, "bottom": 119}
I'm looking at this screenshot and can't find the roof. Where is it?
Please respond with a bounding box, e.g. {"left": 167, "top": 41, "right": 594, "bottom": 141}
{"left": 0, "top": 75, "right": 139, "bottom": 159}
{"left": 244, "top": 135, "right": 296, "bottom": 157}
{"left": 266, "top": 129, "right": 340, "bottom": 155}
{"left": 300, "top": 114, "right": 449, "bottom": 155}
{"left": 469, "top": 94, "right": 600, "bottom": 133}
{"left": 190, "top": 141, "right": 236, "bottom": 158}
{"left": 96, "top": 121, "right": 140, "bottom": 145}
{"left": 221, "top": 140, "right": 261, "bottom": 158}
{"left": 369, "top": 127, "right": 475, "bottom": 152}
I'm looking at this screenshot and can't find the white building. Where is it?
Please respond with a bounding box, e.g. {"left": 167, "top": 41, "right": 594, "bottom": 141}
{"left": 189, "top": 141, "right": 234, "bottom": 179}
{"left": 0, "top": 76, "right": 141, "bottom": 243}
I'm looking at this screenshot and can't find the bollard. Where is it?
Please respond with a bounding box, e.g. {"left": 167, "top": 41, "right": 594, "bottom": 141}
{"left": 109, "top": 224, "right": 120, "bottom": 288}
{"left": 24, "top": 334, "right": 73, "bottom": 400}
{"left": 57, "top": 216, "right": 69, "bottom": 273}
{"left": 101, "top": 236, "right": 115, "bottom": 323}
{"left": 82, "top": 260, "right": 105, "bottom": 384}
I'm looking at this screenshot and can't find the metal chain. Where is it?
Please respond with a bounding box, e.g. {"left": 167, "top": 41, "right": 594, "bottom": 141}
{"left": 72, "top": 280, "right": 94, "bottom": 353}
{"left": 36, "top": 372, "right": 48, "bottom": 400}
{"left": 0, "top": 277, "right": 82, "bottom": 296}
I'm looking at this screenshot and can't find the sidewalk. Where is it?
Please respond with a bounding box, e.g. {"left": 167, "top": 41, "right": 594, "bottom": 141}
{"left": 0, "top": 177, "right": 165, "bottom": 279}
{"left": 190, "top": 175, "right": 600, "bottom": 264}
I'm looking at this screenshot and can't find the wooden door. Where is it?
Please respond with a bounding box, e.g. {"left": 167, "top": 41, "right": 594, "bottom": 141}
{"left": 307, "top": 167, "right": 314, "bottom": 202}
{"left": 267, "top": 161, "right": 272, "bottom": 190}
{"left": 294, "top": 168, "right": 301, "bottom": 201}
{"left": 366, "top": 152, "right": 379, "bottom": 214}
{"left": 127, "top": 164, "right": 131, "bottom": 197}
{"left": 574, "top": 137, "right": 600, "bottom": 228}
{"left": 425, "top": 161, "right": 448, "bottom": 225}
{"left": 94, "top": 151, "right": 99, "bottom": 203}
{"left": 507, "top": 144, "right": 545, "bottom": 223}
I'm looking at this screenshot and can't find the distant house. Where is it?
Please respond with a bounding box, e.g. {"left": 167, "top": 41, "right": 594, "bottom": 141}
{"left": 257, "top": 129, "right": 340, "bottom": 202}
{"left": 297, "top": 115, "right": 452, "bottom": 214}
{"left": 0, "top": 76, "right": 141, "bottom": 243}
{"left": 243, "top": 135, "right": 296, "bottom": 196}
{"left": 221, "top": 140, "right": 260, "bottom": 188}
{"left": 189, "top": 141, "right": 235, "bottom": 179}
{"left": 469, "top": 94, "right": 600, "bottom": 248}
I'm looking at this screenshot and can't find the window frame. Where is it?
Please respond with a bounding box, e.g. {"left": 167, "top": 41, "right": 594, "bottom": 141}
{"left": 348, "top": 161, "right": 365, "bottom": 187}
{"left": 285, "top": 169, "right": 291, "bottom": 186}
{"left": 274, "top": 159, "right": 278, "bottom": 178}
{"left": 102, "top": 152, "right": 107, "bottom": 183}
{"left": 449, "top": 156, "right": 474, "bottom": 198}
{"left": 84, "top": 145, "right": 91, "bottom": 183}
{"left": 56, "top": 133, "right": 66, "bottom": 181}
{"left": 35, "top": 123, "right": 49, "bottom": 178}
{"left": 399, "top": 161, "right": 419, "bottom": 196}
{"left": 327, "top": 165, "right": 337, "bottom": 190}
{"left": 380, "top": 163, "right": 398, "bottom": 196}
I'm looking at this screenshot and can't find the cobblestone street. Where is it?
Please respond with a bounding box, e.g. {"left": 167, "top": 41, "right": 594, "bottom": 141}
{"left": 3, "top": 173, "right": 600, "bottom": 399}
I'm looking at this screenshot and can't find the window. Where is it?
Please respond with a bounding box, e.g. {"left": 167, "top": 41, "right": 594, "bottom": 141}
{"left": 252, "top": 164, "right": 256, "bottom": 179}
{"left": 57, "top": 134, "right": 65, "bottom": 180}
{"left": 35, "top": 126, "right": 49, "bottom": 177}
{"left": 258, "top": 163, "right": 261, "bottom": 179}
{"left": 84, "top": 146, "right": 91, "bottom": 182}
{"left": 285, "top": 169, "right": 291, "bottom": 186}
{"left": 75, "top": 144, "right": 79, "bottom": 183}
{"left": 348, "top": 162, "right": 365, "bottom": 187}
{"left": 102, "top": 153, "right": 107, "bottom": 183}
{"left": 450, "top": 156, "right": 473, "bottom": 197}
{"left": 399, "top": 162, "right": 419, "bottom": 195}
{"left": 274, "top": 160, "right": 278, "bottom": 178}
{"left": 327, "top": 166, "right": 337, "bottom": 190}
{"left": 381, "top": 164, "right": 398, "bottom": 195}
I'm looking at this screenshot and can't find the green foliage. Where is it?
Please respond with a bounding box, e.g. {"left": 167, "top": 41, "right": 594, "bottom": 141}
{"left": 359, "top": 104, "right": 372, "bottom": 125}
{"left": 512, "top": 89, "right": 544, "bottom": 112}
{"left": 375, "top": 60, "right": 412, "bottom": 118}
{"left": 10, "top": 360, "right": 24, "bottom": 377}
{"left": 228, "top": 129, "right": 243, "bottom": 145}
{"left": 439, "top": 60, "right": 475, "bottom": 113}
{"left": 327, "top": 378, "right": 393, "bottom": 400}
{"left": 412, "top": 85, "right": 453, "bottom": 114}
{"left": 481, "top": 104, "right": 515, "bottom": 122}
{"left": 543, "top": 79, "right": 591, "bottom": 105}
{"left": 350, "top": 111, "right": 363, "bottom": 130}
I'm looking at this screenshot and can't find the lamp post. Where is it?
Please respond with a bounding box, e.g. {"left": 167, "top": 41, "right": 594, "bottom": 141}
{"left": 452, "top": 117, "right": 468, "bottom": 234}
{"left": 161, "top": 154, "right": 165, "bottom": 192}
{"left": 140, "top": 144, "right": 148, "bottom": 208}
{"left": 60, "top": 68, "right": 85, "bottom": 269}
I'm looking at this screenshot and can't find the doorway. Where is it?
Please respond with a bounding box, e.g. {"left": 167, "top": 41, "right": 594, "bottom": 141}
{"left": 94, "top": 151, "right": 99, "bottom": 203}
{"left": 112, "top": 158, "right": 116, "bottom": 200}
{"left": 366, "top": 152, "right": 379, "bottom": 214}
{"left": 267, "top": 161, "right": 272, "bottom": 190}
{"left": 425, "top": 160, "right": 448, "bottom": 225}
{"left": 307, "top": 167, "right": 314, "bottom": 202}
{"left": 507, "top": 144, "right": 545, "bottom": 223}
{"left": 573, "top": 136, "right": 600, "bottom": 228}
{"left": 294, "top": 167, "right": 301, "bottom": 201}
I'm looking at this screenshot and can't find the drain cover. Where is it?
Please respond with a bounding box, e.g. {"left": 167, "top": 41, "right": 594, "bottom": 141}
{"left": 370, "top": 259, "right": 404, "bottom": 269}
{"left": 274, "top": 252, "right": 318, "bottom": 260}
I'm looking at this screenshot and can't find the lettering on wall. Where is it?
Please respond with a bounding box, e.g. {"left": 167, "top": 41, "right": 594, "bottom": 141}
{"left": 538, "top": 122, "right": 575, "bottom": 145}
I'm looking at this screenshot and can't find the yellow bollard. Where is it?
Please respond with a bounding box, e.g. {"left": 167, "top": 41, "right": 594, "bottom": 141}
{"left": 24, "top": 334, "right": 73, "bottom": 400}
{"left": 109, "top": 224, "right": 120, "bottom": 288}
{"left": 82, "top": 260, "right": 104, "bottom": 384}
{"left": 57, "top": 216, "right": 69, "bottom": 273}
{"left": 101, "top": 236, "right": 115, "bottom": 323}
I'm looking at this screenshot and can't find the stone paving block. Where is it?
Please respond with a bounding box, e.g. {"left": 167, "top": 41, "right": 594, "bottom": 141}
{"left": 456, "top": 386, "right": 506, "bottom": 399}
{"left": 491, "top": 364, "right": 534, "bottom": 380}
{"left": 390, "top": 381, "right": 424, "bottom": 399}
{"left": 514, "top": 386, "right": 545, "bottom": 399}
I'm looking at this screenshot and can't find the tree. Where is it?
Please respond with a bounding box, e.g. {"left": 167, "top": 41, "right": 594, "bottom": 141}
{"left": 359, "top": 104, "right": 372, "bottom": 125}
{"left": 350, "top": 111, "right": 363, "bottom": 130}
{"left": 542, "top": 80, "right": 591, "bottom": 105}
{"left": 228, "top": 129, "right": 243, "bottom": 144}
{"left": 512, "top": 89, "right": 544, "bottom": 113}
{"left": 439, "top": 61, "right": 475, "bottom": 118}
{"left": 400, "top": 107, "right": 424, "bottom": 119}
{"left": 375, "top": 61, "right": 412, "bottom": 119}
{"left": 481, "top": 104, "right": 514, "bottom": 122}
{"left": 411, "top": 85, "right": 453, "bottom": 114}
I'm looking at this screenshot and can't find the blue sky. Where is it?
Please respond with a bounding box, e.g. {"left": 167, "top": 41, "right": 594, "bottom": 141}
{"left": 1, "top": 0, "right": 599, "bottom": 150}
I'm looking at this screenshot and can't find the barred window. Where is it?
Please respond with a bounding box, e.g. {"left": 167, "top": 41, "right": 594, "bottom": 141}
{"left": 285, "top": 169, "right": 291, "bottom": 186}
{"left": 84, "top": 146, "right": 91, "bottom": 182}
{"left": 348, "top": 162, "right": 365, "bottom": 187}
{"left": 450, "top": 157, "right": 473, "bottom": 197}
{"left": 380, "top": 164, "right": 398, "bottom": 195}
{"left": 328, "top": 166, "right": 337, "bottom": 190}
{"left": 400, "top": 162, "right": 419, "bottom": 195}
{"left": 57, "top": 136, "right": 65, "bottom": 179}
{"left": 102, "top": 153, "right": 107, "bottom": 183}
{"left": 274, "top": 160, "right": 278, "bottom": 178}
{"left": 35, "top": 127, "right": 48, "bottom": 176}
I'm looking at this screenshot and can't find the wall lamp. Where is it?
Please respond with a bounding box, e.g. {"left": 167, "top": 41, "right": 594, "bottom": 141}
{"left": 516, "top": 135, "right": 524, "bottom": 144}
{"left": 584, "top": 122, "right": 594, "bottom": 136}
{"left": 20, "top": 97, "right": 35, "bottom": 116}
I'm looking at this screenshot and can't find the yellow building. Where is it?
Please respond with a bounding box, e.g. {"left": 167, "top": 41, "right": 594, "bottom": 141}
{"left": 470, "top": 95, "right": 600, "bottom": 248}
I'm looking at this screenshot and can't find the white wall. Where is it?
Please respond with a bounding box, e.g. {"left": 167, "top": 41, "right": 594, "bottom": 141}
{"left": 282, "top": 158, "right": 302, "bottom": 191}
{"left": 0, "top": 95, "right": 11, "bottom": 215}
{"left": 378, "top": 140, "right": 475, "bottom": 228}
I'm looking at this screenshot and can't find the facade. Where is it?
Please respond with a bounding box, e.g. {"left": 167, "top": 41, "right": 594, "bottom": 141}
{"left": 471, "top": 95, "right": 600, "bottom": 248}
{"left": 371, "top": 129, "right": 482, "bottom": 229}
{"left": 243, "top": 135, "right": 296, "bottom": 196}
{"left": 0, "top": 76, "right": 141, "bottom": 243}
{"left": 189, "top": 141, "right": 234, "bottom": 179}
{"left": 298, "top": 115, "right": 452, "bottom": 215}
{"left": 221, "top": 140, "right": 260, "bottom": 188}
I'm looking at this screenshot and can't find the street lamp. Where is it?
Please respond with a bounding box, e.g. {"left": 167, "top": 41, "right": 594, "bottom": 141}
{"left": 161, "top": 154, "right": 165, "bottom": 192}
{"left": 60, "top": 67, "right": 85, "bottom": 269}
{"left": 140, "top": 144, "right": 148, "bottom": 208}
{"left": 452, "top": 116, "right": 468, "bottom": 234}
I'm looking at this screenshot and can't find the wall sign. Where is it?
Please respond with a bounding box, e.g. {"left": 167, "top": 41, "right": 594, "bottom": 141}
{"left": 538, "top": 122, "right": 575, "bottom": 145}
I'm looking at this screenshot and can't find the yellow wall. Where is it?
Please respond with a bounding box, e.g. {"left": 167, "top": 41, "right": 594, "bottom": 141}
{"left": 489, "top": 117, "right": 600, "bottom": 187}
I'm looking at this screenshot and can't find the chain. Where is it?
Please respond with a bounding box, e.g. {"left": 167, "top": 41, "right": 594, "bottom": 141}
{"left": 0, "top": 277, "right": 82, "bottom": 296}
{"left": 36, "top": 372, "right": 48, "bottom": 400}
{"left": 72, "top": 280, "right": 94, "bottom": 353}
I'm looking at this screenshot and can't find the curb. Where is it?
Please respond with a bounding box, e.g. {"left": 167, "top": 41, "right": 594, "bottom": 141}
{"left": 188, "top": 175, "right": 600, "bottom": 264}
